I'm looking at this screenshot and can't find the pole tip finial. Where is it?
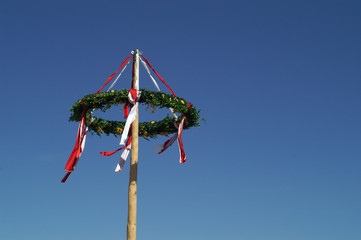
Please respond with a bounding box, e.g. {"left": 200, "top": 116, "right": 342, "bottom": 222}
{"left": 131, "top": 49, "right": 142, "bottom": 55}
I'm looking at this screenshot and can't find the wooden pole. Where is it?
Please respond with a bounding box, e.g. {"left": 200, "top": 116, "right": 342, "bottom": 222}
{"left": 127, "top": 49, "right": 140, "bottom": 240}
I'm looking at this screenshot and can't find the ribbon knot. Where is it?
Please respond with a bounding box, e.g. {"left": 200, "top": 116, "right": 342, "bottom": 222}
{"left": 128, "top": 88, "right": 139, "bottom": 104}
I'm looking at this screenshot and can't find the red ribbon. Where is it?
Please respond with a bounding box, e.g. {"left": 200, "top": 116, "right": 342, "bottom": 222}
{"left": 61, "top": 107, "right": 88, "bottom": 182}
{"left": 100, "top": 136, "right": 132, "bottom": 156}
{"left": 124, "top": 103, "right": 129, "bottom": 118}
{"left": 158, "top": 136, "right": 176, "bottom": 155}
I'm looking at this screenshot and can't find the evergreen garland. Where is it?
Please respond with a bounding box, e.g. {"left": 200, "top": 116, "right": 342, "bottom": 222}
{"left": 69, "top": 89, "right": 201, "bottom": 139}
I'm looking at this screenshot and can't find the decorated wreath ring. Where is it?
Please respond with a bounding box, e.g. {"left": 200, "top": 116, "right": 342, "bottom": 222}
{"left": 69, "top": 89, "right": 201, "bottom": 139}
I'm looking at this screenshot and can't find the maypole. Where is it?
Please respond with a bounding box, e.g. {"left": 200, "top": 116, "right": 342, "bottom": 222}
{"left": 127, "top": 49, "right": 140, "bottom": 240}
{"left": 61, "top": 49, "right": 202, "bottom": 240}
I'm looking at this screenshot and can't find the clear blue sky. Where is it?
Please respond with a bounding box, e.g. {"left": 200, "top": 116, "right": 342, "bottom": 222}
{"left": 1, "top": 0, "right": 361, "bottom": 239}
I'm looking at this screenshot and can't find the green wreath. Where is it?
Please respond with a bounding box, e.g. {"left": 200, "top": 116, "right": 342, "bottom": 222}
{"left": 69, "top": 89, "right": 201, "bottom": 139}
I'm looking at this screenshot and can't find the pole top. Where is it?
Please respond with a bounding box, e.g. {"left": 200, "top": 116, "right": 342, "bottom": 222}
{"left": 131, "top": 49, "right": 142, "bottom": 55}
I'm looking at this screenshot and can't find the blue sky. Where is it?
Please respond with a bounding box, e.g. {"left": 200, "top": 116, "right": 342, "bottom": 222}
{"left": 1, "top": 0, "right": 361, "bottom": 239}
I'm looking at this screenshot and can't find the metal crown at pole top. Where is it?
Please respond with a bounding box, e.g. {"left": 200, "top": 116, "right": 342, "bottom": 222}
{"left": 131, "top": 49, "right": 142, "bottom": 55}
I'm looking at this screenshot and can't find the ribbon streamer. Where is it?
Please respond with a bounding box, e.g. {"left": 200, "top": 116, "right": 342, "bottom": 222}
{"left": 140, "top": 57, "right": 161, "bottom": 91}
{"left": 156, "top": 114, "right": 187, "bottom": 163}
{"left": 115, "top": 142, "right": 131, "bottom": 172}
{"left": 177, "top": 115, "right": 187, "bottom": 163}
{"left": 120, "top": 89, "right": 141, "bottom": 145}
{"left": 107, "top": 58, "right": 132, "bottom": 92}
{"left": 62, "top": 109, "right": 93, "bottom": 182}
{"left": 154, "top": 133, "right": 178, "bottom": 154}
{"left": 100, "top": 136, "right": 132, "bottom": 172}
{"left": 100, "top": 146, "right": 124, "bottom": 156}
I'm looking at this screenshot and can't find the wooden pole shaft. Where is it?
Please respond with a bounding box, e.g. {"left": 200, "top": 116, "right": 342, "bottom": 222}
{"left": 127, "top": 49, "right": 139, "bottom": 240}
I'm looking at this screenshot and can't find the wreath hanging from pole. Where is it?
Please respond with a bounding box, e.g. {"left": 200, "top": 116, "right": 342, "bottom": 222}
{"left": 61, "top": 51, "right": 202, "bottom": 183}
{"left": 69, "top": 89, "right": 201, "bottom": 139}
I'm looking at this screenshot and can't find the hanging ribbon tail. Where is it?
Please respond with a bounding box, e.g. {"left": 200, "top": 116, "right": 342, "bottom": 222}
{"left": 101, "top": 136, "right": 131, "bottom": 157}
{"left": 120, "top": 90, "right": 141, "bottom": 145}
{"left": 64, "top": 139, "right": 80, "bottom": 171}
{"left": 115, "top": 137, "right": 132, "bottom": 172}
{"left": 115, "top": 142, "right": 131, "bottom": 172}
{"left": 177, "top": 115, "right": 187, "bottom": 163}
{"left": 61, "top": 109, "right": 92, "bottom": 183}
{"left": 156, "top": 133, "right": 178, "bottom": 155}
{"left": 120, "top": 104, "right": 137, "bottom": 144}
{"left": 61, "top": 172, "right": 72, "bottom": 183}
{"left": 100, "top": 146, "right": 125, "bottom": 156}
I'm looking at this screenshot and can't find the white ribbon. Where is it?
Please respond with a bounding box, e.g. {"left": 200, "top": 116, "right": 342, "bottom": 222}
{"left": 140, "top": 57, "right": 161, "bottom": 91}
{"left": 106, "top": 58, "right": 132, "bottom": 92}
{"left": 115, "top": 143, "right": 131, "bottom": 172}
{"left": 120, "top": 91, "right": 141, "bottom": 145}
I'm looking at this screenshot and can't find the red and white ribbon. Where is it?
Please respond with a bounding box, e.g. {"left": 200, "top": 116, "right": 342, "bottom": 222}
{"left": 153, "top": 133, "right": 178, "bottom": 153}
{"left": 177, "top": 115, "right": 187, "bottom": 163}
{"left": 96, "top": 54, "right": 133, "bottom": 94}
{"left": 140, "top": 56, "right": 161, "bottom": 91}
{"left": 115, "top": 142, "right": 131, "bottom": 172}
{"left": 155, "top": 114, "right": 187, "bottom": 163}
{"left": 120, "top": 89, "right": 141, "bottom": 145}
{"left": 107, "top": 57, "right": 132, "bottom": 92}
{"left": 100, "top": 136, "right": 132, "bottom": 172}
{"left": 62, "top": 109, "right": 93, "bottom": 182}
